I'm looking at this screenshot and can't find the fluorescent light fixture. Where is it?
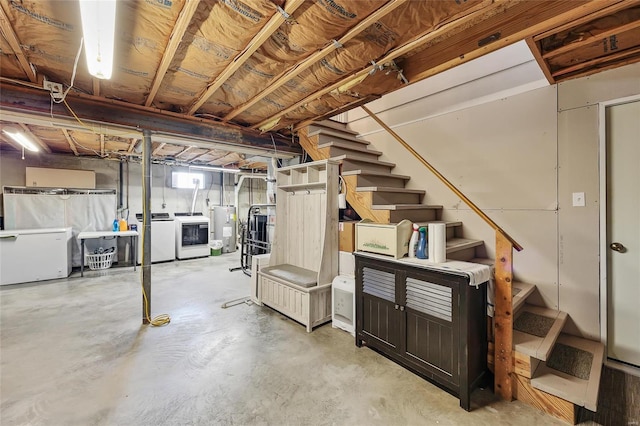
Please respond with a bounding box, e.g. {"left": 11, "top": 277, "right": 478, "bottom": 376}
{"left": 2, "top": 128, "right": 39, "bottom": 152}
{"left": 79, "top": 0, "right": 117, "bottom": 79}
{"left": 189, "top": 165, "right": 241, "bottom": 174}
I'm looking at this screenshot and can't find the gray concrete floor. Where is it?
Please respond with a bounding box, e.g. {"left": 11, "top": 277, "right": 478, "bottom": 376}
{"left": 1, "top": 254, "right": 585, "bottom": 425}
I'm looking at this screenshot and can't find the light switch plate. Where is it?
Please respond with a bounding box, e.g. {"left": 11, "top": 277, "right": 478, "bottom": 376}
{"left": 572, "top": 192, "right": 585, "bottom": 207}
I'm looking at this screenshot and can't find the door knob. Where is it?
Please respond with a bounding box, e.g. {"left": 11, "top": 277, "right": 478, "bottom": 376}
{"left": 610, "top": 242, "right": 626, "bottom": 253}
{"left": 400, "top": 306, "right": 405, "bottom": 312}
{"left": 394, "top": 304, "right": 399, "bottom": 310}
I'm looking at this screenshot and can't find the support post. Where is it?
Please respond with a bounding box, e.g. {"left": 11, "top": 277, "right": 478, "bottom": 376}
{"left": 142, "top": 129, "right": 152, "bottom": 324}
{"left": 494, "top": 232, "right": 514, "bottom": 400}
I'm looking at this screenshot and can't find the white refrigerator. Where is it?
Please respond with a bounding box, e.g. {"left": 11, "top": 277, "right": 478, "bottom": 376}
{"left": 0, "top": 227, "right": 73, "bottom": 285}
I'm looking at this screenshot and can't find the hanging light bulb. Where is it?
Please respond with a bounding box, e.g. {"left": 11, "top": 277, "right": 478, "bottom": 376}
{"left": 79, "top": 0, "right": 117, "bottom": 79}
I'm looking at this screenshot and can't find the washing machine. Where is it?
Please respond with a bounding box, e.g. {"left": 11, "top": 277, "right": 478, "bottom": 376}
{"left": 134, "top": 213, "right": 175, "bottom": 264}
{"left": 332, "top": 275, "right": 355, "bottom": 336}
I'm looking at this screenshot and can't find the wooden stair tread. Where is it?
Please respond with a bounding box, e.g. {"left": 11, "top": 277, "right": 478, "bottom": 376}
{"left": 513, "top": 281, "right": 536, "bottom": 312}
{"left": 531, "top": 333, "right": 605, "bottom": 411}
{"left": 331, "top": 154, "right": 395, "bottom": 167}
{"left": 356, "top": 186, "right": 425, "bottom": 195}
{"left": 446, "top": 238, "right": 484, "bottom": 253}
{"left": 309, "top": 128, "right": 369, "bottom": 144}
{"left": 414, "top": 220, "right": 463, "bottom": 228}
{"left": 470, "top": 257, "right": 494, "bottom": 266}
{"left": 341, "top": 170, "right": 411, "bottom": 180}
{"left": 308, "top": 120, "right": 360, "bottom": 136}
{"left": 513, "top": 304, "right": 568, "bottom": 362}
{"left": 371, "top": 204, "right": 443, "bottom": 211}
{"left": 317, "top": 141, "right": 382, "bottom": 156}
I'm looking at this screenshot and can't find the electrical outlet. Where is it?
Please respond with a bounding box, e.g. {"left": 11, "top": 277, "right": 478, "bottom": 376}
{"left": 43, "top": 79, "right": 63, "bottom": 100}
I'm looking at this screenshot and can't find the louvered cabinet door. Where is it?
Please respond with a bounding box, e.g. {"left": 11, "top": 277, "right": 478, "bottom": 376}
{"left": 404, "top": 273, "right": 459, "bottom": 386}
{"left": 359, "top": 266, "right": 402, "bottom": 350}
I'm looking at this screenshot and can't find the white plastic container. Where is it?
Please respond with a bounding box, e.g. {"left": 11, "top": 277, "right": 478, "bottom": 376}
{"left": 408, "top": 223, "right": 420, "bottom": 258}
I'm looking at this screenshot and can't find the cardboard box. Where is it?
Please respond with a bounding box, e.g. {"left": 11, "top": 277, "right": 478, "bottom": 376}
{"left": 339, "top": 221, "right": 357, "bottom": 252}
{"left": 356, "top": 219, "right": 413, "bottom": 259}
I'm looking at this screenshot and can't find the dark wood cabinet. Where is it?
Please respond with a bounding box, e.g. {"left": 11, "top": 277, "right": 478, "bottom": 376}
{"left": 355, "top": 253, "right": 488, "bottom": 411}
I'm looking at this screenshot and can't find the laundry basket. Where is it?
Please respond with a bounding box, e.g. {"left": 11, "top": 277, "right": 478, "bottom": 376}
{"left": 86, "top": 252, "right": 115, "bottom": 270}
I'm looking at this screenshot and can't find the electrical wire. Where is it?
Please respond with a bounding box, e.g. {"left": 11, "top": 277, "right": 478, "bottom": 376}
{"left": 140, "top": 160, "right": 170, "bottom": 327}
{"left": 50, "top": 38, "right": 83, "bottom": 104}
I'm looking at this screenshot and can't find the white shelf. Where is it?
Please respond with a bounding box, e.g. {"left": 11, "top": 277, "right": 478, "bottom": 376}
{"left": 278, "top": 181, "right": 326, "bottom": 192}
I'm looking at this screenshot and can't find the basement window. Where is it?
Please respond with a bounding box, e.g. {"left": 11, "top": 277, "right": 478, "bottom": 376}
{"left": 171, "top": 172, "right": 205, "bottom": 189}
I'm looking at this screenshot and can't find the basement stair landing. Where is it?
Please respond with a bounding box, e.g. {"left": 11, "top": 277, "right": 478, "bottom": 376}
{"left": 301, "top": 120, "right": 607, "bottom": 425}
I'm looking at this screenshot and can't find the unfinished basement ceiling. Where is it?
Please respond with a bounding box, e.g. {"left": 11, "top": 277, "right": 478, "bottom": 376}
{"left": 1, "top": 0, "right": 639, "bottom": 169}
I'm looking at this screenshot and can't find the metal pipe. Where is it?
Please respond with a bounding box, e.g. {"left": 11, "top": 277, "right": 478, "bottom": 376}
{"left": 142, "top": 129, "right": 152, "bottom": 324}
{"left": 118, "top": 161, "right": 124, "bottom": 209}
{"left": 190, "top": 179, "right": 199, "bottom": 215}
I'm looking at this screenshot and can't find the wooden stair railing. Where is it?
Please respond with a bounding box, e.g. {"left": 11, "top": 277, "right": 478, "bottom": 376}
{"left": 360, "top": 105, "right": 523, "bottom": 402}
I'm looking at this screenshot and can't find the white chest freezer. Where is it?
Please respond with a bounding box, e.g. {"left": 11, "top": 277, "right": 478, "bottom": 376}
{"left": 0, "top": 227, "right": 73, "bottom": 285}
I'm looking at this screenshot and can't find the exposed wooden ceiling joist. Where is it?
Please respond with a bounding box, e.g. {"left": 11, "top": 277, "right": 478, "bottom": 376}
{"left": 533, "top": 0, "right": 640, "bottom": 41}
{"left": 187, "top": 0, "right": 306, "bottom": 115}
{"left": 152, "top": 142, "right": 167, "bottom": 156}
{"left": 175, "top": 145, "right": 195, "bottom": 158}
{"left": 551, "top": 45, "right": 640, "bottom": 78}
{"left": 92, "top": 79, "right": 100, "bottom": 97}
{"left": 527, "top": 0, "right": 640, "bottom": 83}
{"left": 145, "top": 0, "right": 201, "bottom": 107}
{"left": 206, "top": 151, "right": 233, "bottom": 164}
{"left": 19, "top": 123, "right": 52, "bottom": 153}
{"left": 62, "top": 129, "right": 79, "bottom": 156}
{"left": 188, "top": 149, "right": 215, "bottom": 163}
{"left": 525, "top": 37, "right": 555, "bottom": 84}
{"left": 253, "top": 0, "right": 515, "bottom": 131}
{"left": 222, "top": 0, "right": 408, "bottom": 122}
{"left": 1, "top": 0, "right": 637, "bottom": 166}
{"left": 402, "top": 0, "right": 619, "bottom": 84}
{"left": 542, "top": 20, "right": 640, "bottom": 60}
{"left": 0, "top": 82, "right": 300, "bottom": 156}
{"left": 127, "top": 138, "right": 137, "bottom": 154}
{"left": 0, "top": 5, "right": 36, "bottom": 83}
{"left": 219, "top": 155, "right": 241, "bottom": 166}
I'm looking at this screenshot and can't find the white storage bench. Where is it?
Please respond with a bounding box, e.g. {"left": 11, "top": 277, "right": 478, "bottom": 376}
{"left": 259, "top": 160, "right": 339, "bottom": 332}
{"left": 259, "top": 264, "right": 332, "bottom": 332}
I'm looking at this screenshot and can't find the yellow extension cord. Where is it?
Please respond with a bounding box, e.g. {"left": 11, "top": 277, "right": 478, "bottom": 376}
{"left": 63, "top": 99, "right": 171, "bottom": 327}
{"left": 64, "top": 94, "right": 168, "bottom": 326}
{"left": 140, "top": 164, "right": 171, "bottom": 327}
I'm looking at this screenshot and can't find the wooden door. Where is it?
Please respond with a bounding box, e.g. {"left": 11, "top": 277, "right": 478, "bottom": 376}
{"left": 606, "top": 100, "right": 640, "bottom": 368}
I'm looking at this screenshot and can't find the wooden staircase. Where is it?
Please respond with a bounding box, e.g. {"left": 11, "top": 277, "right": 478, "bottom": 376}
{"left": 300, "top": 121, "right": 484, "bottom": 261}
{"left": 299, "top": 120, "right": 605, "bottom": 424}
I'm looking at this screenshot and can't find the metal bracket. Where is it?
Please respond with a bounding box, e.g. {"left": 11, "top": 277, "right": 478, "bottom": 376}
{"left": 277, "top": 6, "right": 297, "bottom": 24}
